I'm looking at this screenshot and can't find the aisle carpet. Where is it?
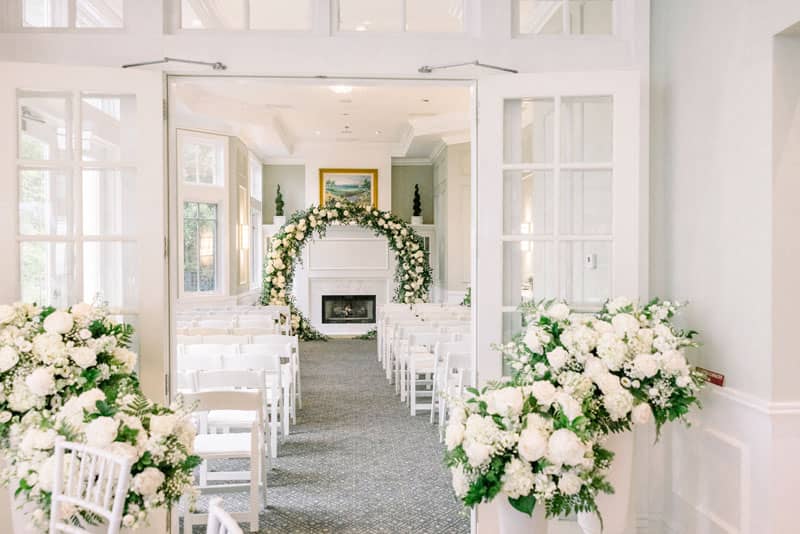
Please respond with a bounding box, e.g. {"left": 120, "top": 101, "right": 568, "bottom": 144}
{"left": 192, "top": 338, "right": 470, "bottom": 533}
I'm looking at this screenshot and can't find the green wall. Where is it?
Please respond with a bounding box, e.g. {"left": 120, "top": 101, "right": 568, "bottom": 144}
{"left": 391, "top": 164, "right": 434, "bottom": 224}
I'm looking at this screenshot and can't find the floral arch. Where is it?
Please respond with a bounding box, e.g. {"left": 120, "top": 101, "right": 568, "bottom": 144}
{"left": 260, "top": 201, "right": 432, "bottom": 340}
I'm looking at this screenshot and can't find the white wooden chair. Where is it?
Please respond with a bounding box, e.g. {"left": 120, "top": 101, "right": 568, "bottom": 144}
{"left": 232, "top": 327, "right": 277, "bottom": 336}
{"left": 406, "top": 332, "right": 453, "bottom": 415}
{"left": 177, "top": 335, "right": 203, "bottom": 345}
{"left": 198, "top": 319, "right": 234, "bottom": 329}
{"left": 177, "top": 352, "right": 223, "bottom": 372}
{"left": 438, "top": 351, "right": 473, "bottom": 441}
{"left": 223, "top": 353, "right": 285, "bottom": 456}
{"left": 49, "top": 439, "right": 132, "bottom": 534}
{"left": 182, "top": 390, "right": 266, "bottom": 534}
{"left": 252, "top": 334, "right": 302, "bottom": 409}
{"left": 203, "top": 335, "right": 249, "bottom": 345}
{"left": 183, "top": 327, "right": 229, "bottom": 336}
{"left": 241, "top": 342, "right": 296, "bottom": 424}
{"left": 430, "top": 340, "right": 471, "bottom": 424}
{"left": 207, "top": 498, "right": 244, "bottom": 534}
{"left": 183, "top": 344, "right": 238, "bottom": 357}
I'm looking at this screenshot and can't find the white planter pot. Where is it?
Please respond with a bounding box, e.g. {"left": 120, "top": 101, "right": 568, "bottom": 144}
{"left": 497, "top": 497, "right": 548, "bottom": 534}
{"left": 411, "top": 216, "right": 423, "bottom": 225}
{"left": 577, "top": 431, "right": 635, "bottom": 534}
{"left": 273, "top": 215, "right": 286, "bottom": 226}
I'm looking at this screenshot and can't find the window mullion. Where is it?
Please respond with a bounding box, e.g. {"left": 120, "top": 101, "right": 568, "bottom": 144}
{"left": 561, "top": 0, "right": 569, "bottom": 35}
{"left": 553, "top": 94, "right": 562, "bottom": 301}
{"left": 73, "top": 90, "right": 83, "bottom": 305}
{"left": 401, "top": 0, "right": 407, "bottom": 32}
{"left": 68, "top": 0, "right": 76, "bottom": 28}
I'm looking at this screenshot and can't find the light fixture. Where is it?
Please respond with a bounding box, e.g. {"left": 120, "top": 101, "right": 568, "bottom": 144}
{"left": 355, "top": 25, "right": 367, "bottom": 31}
{"left": 520, "top": 222, "right": 531, "bottom": 251}
{"left": 314, "top": 130, "right": 321, "bottom": 136}
{"left": 240, "top": 224, "right": 250, "bottom": 250}
{"left": 330, "top": 85, "right": 353, "bottom": 95}
{"left": 375, "top": 130, "right": 382, "bottom": 135}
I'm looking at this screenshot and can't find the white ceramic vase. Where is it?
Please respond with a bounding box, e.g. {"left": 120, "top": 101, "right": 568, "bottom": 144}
{"left": 577, "top": 431, "right": 635, "bottom": 534}
{"left": 411, "top": 215, "right": 423, "bottom": 225}
{"left": 273, "top": 215, "right": 286, "bottom": 226}
{"left": 497, "top": 497, "right": 548, "bottom": 534}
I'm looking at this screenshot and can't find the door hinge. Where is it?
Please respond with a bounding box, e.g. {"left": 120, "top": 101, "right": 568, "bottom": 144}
{"left": 162, "top": 99, "right": 168, "bottom": 121}
{"left": 164, "top": 236, "right": 168, "bottom": 258}
{"left": 165, "top": 374, "right": 169, "bottom": 398}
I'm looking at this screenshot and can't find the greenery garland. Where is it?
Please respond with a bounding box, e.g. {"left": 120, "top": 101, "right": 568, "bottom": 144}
{"left": 260, "top": 201, "right": 432, "bottom": 340}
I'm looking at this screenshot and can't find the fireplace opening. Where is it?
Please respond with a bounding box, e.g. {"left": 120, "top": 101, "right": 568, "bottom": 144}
{"left": 322, "top": 295, "right": 376, "bottom": 324}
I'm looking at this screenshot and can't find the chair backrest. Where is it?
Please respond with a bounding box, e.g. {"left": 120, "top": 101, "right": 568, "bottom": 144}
{"left": 435, "top": 340, "right": 470, "bottom": 361}
{"left": 252, "top": 333, "right": 298, "bottom": 350}
{"left": 177, "top": 352, "right": 223, "bottom": 372}
{"left": 176, "top": 370, "right": 197, "bottom": 392}
{"left": 408, "top": 332, "right": 449, "bottom": 349}
{"left": 237, "top": 317, "right": 274, "bottom": 328}
{"left": 240, "top": 343, "right": 291, "bottom": 356}
{"left": 197, "top": 319, "right": 234, "bottom": 329}
{"left": 186, "top": 327, "right": 229, "bottom": 336}
{"left": 196, "top": 369, "right": 266, "bottom": 392}
{"left": 223, "top": 352, "right": 282, "bottom": 373}
{"left": 182, "top": 389, "right": 264, "bottom": 413}
{"left": 207, "top": 497, "right": 244, "bottom": 534}
{"left": 177, "top": 335, "right": 202, "bottom": 345}
{"left": 183, "top": 344, "right": 238, "bottom": 356}
{"left": 231, "top": 327, "right": 277, "bottom": 336}
{"left": 445, "top": 351, "right": 473, "bottom": 383}
{"left": 49, "top": 439, "right": 132, "bottom": 534}
{"left": 202, "top": 335, "right": 249, "bottom": 345}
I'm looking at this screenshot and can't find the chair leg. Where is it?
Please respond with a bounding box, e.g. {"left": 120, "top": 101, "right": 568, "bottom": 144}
{"left": 199, "top": 459, "right": 208, "bottom": 487}
{"left": 282, "top": 392, "right": 290, "bottom": 436}
{"left": 270, "top": 407, "right": 279, "bottom": 459}
{"left": 429, "top": 375, "right": 438, "bottom": 424}
{"left": 250, "top": 454, "right": 259, "bottom": 532}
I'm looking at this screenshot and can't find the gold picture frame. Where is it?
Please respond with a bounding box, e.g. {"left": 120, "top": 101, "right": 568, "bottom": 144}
{"left": 319, "top": 168, "right": 378, "bottom": 209}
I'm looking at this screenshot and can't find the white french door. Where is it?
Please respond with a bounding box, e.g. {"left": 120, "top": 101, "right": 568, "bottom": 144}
{"left": 0, "top": 62, "right": 167, "bottom": 403}
{"left": 472, "top": 70, "right": 644, "bottom": 533}
{"left": 474, "top": 70, "right": 644, "bottom": 382}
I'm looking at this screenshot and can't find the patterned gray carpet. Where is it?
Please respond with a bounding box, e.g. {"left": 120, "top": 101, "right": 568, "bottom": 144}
{"left": 190, "top": 339, "right": 470, "bottom": 533}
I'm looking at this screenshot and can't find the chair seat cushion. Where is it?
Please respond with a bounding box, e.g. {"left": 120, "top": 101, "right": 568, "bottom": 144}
{"left": 194, "top": 432, "right": 253, "bottom": 457}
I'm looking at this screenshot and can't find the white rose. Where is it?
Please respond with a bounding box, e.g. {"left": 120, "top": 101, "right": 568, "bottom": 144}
{"left": 583, "top": 356, "right": 607, "bottom": 379}
{"left": 149, "top": 414, "right": 178, "bottom": 437}
{"left": 595, "top": 372, "right": 621, "bottom": 394}
{"left": 546, "top": 428, "right": 587, "bottom": 466}
{"left": 606, "top": 297, "right": 632, "bottom": 314}
{"left": 558, "top": 472, "right": 583, "bottom": 495}
{"left": 173, "top": 418, "right": 197, "bottom": 450}
{"left": 25, "top": 367, "right": 56, "bottom": 397}
{"left": 43, "top": 311, "right": 74, "bottom": 334}
{"left": 0, "top": 305, "right": 15, "bottom": 324}
{"left": 555, "top": 392, "right": 583, "bottom": 422}
{"left": 632, "top": 353, "right": 660, "bottom": 379}
{"left": 463, "top": 441, "right": 493, "bottom": 468}
{"left": 70, "top": 303, "right": 93, "bottom": 318}
{"left": 547, "top": 302, "right": 571, "bottom": 321}
{"left": 132, "top": 467, "right": 165, "bottom": 496}
{"left": 528, "top": 381, "right": 556, "bottom": 406}
{"left": 69, "top": 346, "right": 97, "bottom": 369}
{"left": 603, "top": 389, "right": 634, "bottom": 421}
{"left": 21, "top": 427, "right": 57, "bottom": 453}
{"left": 662, "top": 350, "right": 689, "bottom": 376}
{"left": 523, "top": 327, "right": 548, "bottom": 354}
{"left": 632, "top": 403, "right": 653, "bottom": 425}
{"left": 451, "top": 466, "right": 471, "bottom": 498}
{"left": 525, "top": 413, "right": 551, "bottom": 433}
{"left": 546, "top": 347, "right": 568, "bottom": 370}
{"left": 518, "top": 427, "right": 548, "bottom": 463}
{"left": 108, "top": 442, "right": 139, "bottom": 462}
{"left": 85, "top": 417, "right": 119, "bottom": 447}
{"left": 611, "top": 313, "right": 640, "bottom": 338}
{"left": 0, "top": 346, "right": 19, "bottom": 372}
{"left": 37, "top": 455, "right": 57, "bottom": 492}
{"left": 597, "top": 333, "right": 628, "bottom": 371}
{"left": 485, "top": 387, "right": 524, "bottom": 418}
{"left": 445, "top": 421, "right": 465, "bottom": 451}
{"left": 676, "top": 375, "right": 692, "bottom": 388}
{"left": 113, "top": 347, "right": 138, "bottom": 373}
{"left": 501, "top": 457, "right": 536, "bottom": 499}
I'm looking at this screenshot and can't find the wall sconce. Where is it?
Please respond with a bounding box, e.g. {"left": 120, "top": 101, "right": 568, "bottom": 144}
{"left": 240, "top": 224, "right": 250, "bottom": 250}
{"left": 520, "top": 222, "right": 531, "bottom": 251}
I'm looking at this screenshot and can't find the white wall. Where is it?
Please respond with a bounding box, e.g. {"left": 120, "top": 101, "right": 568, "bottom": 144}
{"left": 650, "top": 2, "right": 800, "bottom": 532}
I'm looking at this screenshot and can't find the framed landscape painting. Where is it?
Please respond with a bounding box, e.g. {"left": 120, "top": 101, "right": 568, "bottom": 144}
{"left": 319, "top": 168, "right": 378, "bottom": 209}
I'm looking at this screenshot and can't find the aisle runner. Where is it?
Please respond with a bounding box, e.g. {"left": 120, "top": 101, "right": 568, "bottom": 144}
{"left": 194, "top": 339, "right": 470, "bottom": 534}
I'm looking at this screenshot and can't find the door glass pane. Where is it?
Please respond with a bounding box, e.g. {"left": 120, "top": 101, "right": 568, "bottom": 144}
{"left": 82, "top": 95, "right": 137, "bottom": 161}
{"left": 18, "top": 93, "right": 70, "bottom": 161}
{"left": 82, "top": 169, "right": 136, "bottom": 235}
{"left": 559, "top": 240, "right": 611, "bottom": 305}
{"left": 559, "top": 170, "right": 612, "bottom": 235}
{"left": 503, "top": 240, "right": 555, "bottom": 307}
{"left": 406, "top": 0, "right": 464, "bottom": 32}
{"left": 19, "top": 168, "right": 72, "bottom": 236}
{"left": 568, "top": 0, "right": 613, "bottom": 35}
{"left": 338, "top": 0, "right": 402, "bottom": 32}
{"left": 181, "top": 0, "right": 246, "bottom": 29}
{"left": 76, "top": 0, "right": 124, "bottom": 28}
{"left": 183, "top": 202, "right": 218, "bottom": 293}
{"left": 517, "top": 0, "right": 563, "bottom": 35}
{"left": 503, "top": 311, "right": 525, "bottom": 344}
{"left": 83, "top": 241, "right": 138, "bottom": 309}
{"left": 22, "top": 0, "right": 68, "bottom": 27}
{"left": 560, "top": 96, "right": 612, "bottom": 163}
{"left": 20, "top": 242, "right": 74, "bottom": 307}
{"left": 504, "top": 170, "right": 554, "bottom": 235}
{"left": 250, "top": 0, "right": 311, "bottom": 30}
{"left": 504, "top": 99, "right": 555, "bottom": 164}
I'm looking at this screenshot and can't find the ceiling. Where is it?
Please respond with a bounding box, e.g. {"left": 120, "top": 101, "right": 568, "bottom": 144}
{"left": 171, "top": 78, "right": 471, "bottom": 161}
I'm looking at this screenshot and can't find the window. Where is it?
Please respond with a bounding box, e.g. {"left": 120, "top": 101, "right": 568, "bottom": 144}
{"left": 183, "top": 201, "right": 218, "bottom": 293}
{"left": 17, "top": 91, "right": 137, "bottom": 309}
{"left": 180, "top": 0, "right": 312, "bottom": 30}
{"left": 181, "top": 134, "right": 224, "bottom": 186}
{"left": 21, "top": 0, "right": 124, "bottom": 28}
{"left": 249, "top": 152, "right": 263, "bottom": 289}
{"left": 337, "top": 0, "right": 464, "bottom": 33}
{"left": 502, "top": 95, "right": 614, "bottom": 315}
{"left": 516, "top": 0, "right": 613, "bottom": 36}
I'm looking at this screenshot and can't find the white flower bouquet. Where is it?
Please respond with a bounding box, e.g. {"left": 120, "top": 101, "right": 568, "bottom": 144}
{"left": 0, "top": 302, "right": 201, "bottom": 531}
{"left": 445, "top": 382, "right": 614, "bottom": 518}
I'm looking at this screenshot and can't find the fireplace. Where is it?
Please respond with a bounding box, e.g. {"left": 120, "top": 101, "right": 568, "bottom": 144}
{"left": 321, "top": 295, "right": 376, "bottom": 324}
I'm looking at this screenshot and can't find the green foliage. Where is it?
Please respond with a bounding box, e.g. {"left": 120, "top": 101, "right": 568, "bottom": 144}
{"left": 461, "top": 287, "right": 471, "bottom": 307}
{"left": 356, "top": 328, "right": 377, "bottom": 340}
{"left": 509, "top": 494, "right": 536, "bottom": 515}
{"left": 275, "top": 185, "right": 285, "bottom": 216}
{"left": 412, "top": 184, "right": 422, "bottom": 217}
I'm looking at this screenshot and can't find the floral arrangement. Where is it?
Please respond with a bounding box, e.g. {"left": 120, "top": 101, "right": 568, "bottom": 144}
{"left": 0, "top": 302, "right": 201, "bottom": 531}
{"left": 260, "top": 201, "right": 432, "bottom": 340}
{"left": 445, "top": 383, "right": 613, "bottom": 518}
{"left": 446, "top": 297, "right": 703, "bottom": 519}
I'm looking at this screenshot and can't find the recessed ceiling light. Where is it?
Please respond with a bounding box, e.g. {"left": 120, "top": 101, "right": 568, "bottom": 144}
{"left": 355, "top": 25, "right": 367, "bottom": 32}
{"left": 330, "top": 85, "right": 353, "bottom": 95}
{"left": 314, "top": 130, "right": 321, "bottom": 136}
{"left": 422, "top": 98, "right": 431, "bottom": 103}
{"left": 344, "top": 125, "right": 350, "bottom": 129}
{"left": 375, "top": 130, "right": 382, "bottom": 135}
{"left": 342, "top": 112, "right": 350, "bottom": 116}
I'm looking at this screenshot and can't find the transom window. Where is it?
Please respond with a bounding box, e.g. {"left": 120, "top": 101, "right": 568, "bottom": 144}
{"left": 21, "top": 0, "right": 124, "bottom": 28}
{"left": 180, "top": 0, "right": 312, "bottom": 30}
{"left": 515, "top": 0, "right": 613, "bottom": 36}
{"left": 336, "top": 0, "right": 465, "bottom": 33}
